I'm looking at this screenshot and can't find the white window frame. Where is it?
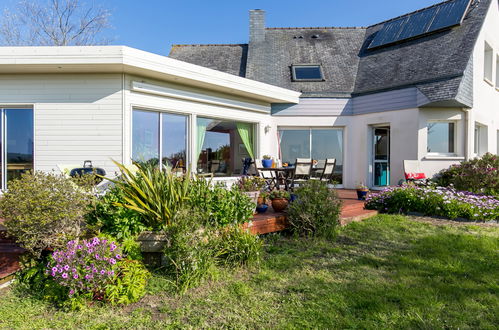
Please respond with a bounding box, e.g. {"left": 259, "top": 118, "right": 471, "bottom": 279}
{"left": 427, "top": 120, "right": 457, "bottom": 157}
{"left": 484, "top": 41, "right": 494, "bottom": 85}
{"left": 474, "top": 122, "right": 488, "bottom": 157}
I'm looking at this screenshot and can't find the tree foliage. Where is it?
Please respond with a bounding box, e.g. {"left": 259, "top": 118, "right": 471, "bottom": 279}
{"left": 0, "top": 0, "right": 111, "bottom": 46}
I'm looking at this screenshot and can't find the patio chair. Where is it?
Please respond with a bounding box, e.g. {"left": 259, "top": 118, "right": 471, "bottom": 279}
{"left": 289, "top": 158, "right": 312, "bottom": 190}
{"left": 403, "top": 160, "right": 428, "bottom": 184}
{"left": 311, "top": 158, "right": 336, "bottom": 183}
{"left": 255, "top": 158, "right": 276, "bottom": 189}
{"left": 310, "top": 159, "right": 326, "bottom": 179}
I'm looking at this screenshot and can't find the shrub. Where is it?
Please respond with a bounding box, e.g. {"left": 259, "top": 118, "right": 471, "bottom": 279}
{"left": 269, "top": 190, "right": 290, "bottom": 200}
{"left": 287, "top": 180, "right": 342, "bottom": 239}
{"left": 109, "top": 161, "right": 191, "bottom": 230}
{"left": 105, "top": 260, "right": 149, "bottom": 305}
{"left": 47, "top": 237, "right": 123, "bottom": 300}
{"left": 46, "top": 237, "right": 148, "bottom": 308}
{"left": 365, "top": 185, "right": 499, "bottom": 221}
{"left": 236, "top": 176, "right": 266, "bottom": 192}
{"left": 434, "top": 153, "right": 499, "bottom": 196}
{"left": 86, "top": 186, "right": 148, "bottom": 240}
{"left": 188, "top": 179, "right": 254, "bottom": 227}
{"left": 210, "top": 225, "right": 262, "bottom": 267}
{"left": 0, "top": 171, "right": 94, "bottom": 258}
{"left": 162, "top": 210, "right": 216, "bottom": 293}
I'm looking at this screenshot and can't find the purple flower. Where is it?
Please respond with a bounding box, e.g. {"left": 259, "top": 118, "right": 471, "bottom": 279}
{"left": 62, "top": 273, "right": 68, "bottom": 279}
{"left": 109, "top": 258, "right": 116, "bottom": 265}
{"left": 69, "top": 289, "right": 75, "bottom": 295}
{"left": 73, "top": 274, "right": 79, "bottom": 279}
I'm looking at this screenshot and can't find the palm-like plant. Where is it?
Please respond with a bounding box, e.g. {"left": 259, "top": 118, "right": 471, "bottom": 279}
{"left": 107, "top": 160, "right": 191, "bottom": 230}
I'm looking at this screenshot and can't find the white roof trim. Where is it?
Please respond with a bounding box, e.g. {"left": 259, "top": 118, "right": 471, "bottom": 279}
{"left": 0, "top": 46, "right": 301, "bottom": 104}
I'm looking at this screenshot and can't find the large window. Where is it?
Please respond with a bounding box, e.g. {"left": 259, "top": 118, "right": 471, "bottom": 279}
{"left": 0, "top": 108, "right": 34, "bottom": 189}
{"left": 427, "top": 121, "right": 455, "bottom": 155}
{"left": 132, "top": 109, "right": 187, "bottom": 170}
{"left": 196, "top": 117, "right": 255, "bottom": 176}
{"left": 279, "top": 128, "right": 343, "bottom": 184}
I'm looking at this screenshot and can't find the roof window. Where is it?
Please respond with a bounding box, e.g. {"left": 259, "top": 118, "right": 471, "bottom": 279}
{"left": 291, "top": 65, "right": 324, "bottom": 81}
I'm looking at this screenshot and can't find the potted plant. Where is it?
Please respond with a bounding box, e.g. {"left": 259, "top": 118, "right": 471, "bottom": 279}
{"left": 262, "top": 155, "right": 273, "bottom": 168}
{"left": 356, "top": 182, "right": 369, "bottom": 200}
{"left": 256, "top": 191, "right": 270, "bottom": 214}
{"left": 269, "top": 190, "right": 291, "bottom": 212}
{"left": 237, "top": 176, "right": 266, "bottom": 212}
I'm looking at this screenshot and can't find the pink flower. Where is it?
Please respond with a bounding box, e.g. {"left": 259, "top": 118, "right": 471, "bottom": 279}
{"left": 62, "top": 273, "right": 68, "bottom": 279}
{"left": 73, "top": 274, "right": 79, "bottom": 279}
{"left": 109, "top": 258, "right": 116, "bottom": 265}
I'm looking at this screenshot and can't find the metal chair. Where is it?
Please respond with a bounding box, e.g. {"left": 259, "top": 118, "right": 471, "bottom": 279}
{"left": 290, "top": 158, "right": 312, "bottom": 190}
{"left": 311, "top": 159, "right": 326, "bottom": 179}
{"left": 255, "top": 158, "right": 276, "bottom": 189}
{"left": 310, "top": 158, "right": 336, "bottom": 183}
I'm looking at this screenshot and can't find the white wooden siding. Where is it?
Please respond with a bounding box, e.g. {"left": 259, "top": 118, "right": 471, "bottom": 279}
{"left": 271, "top": 98, "right": 352, "bottom": 116}
{"left": 0, "top": 73, "right": 123, "bottom": 174}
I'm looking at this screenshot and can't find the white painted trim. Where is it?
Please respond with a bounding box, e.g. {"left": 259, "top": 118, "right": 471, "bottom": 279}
{"left": 0, "top": 46, "right": 301, "bottom": 104}
{"left": 131, "top": 81, "right": 269, "bottom": 113}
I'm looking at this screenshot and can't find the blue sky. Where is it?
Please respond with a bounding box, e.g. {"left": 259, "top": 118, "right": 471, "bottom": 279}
{"left": 2, "top": 0, "right": 443, "bottom": 55}
{"left": 103, "top": 0, "right": 442, "bottom": 55}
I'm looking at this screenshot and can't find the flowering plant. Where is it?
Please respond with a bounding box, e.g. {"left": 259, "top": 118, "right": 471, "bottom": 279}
{"left": 365, "top": 184, "right": 499, "bottom": 221}
{"left": 47, "top": 237, "right": 122, "bottom": 299}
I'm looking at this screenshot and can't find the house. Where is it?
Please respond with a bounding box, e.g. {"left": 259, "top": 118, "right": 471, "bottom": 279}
{"left": 169, "top": 0, "right": 499, "bottom": 188}
{"left": 0, "top": 46, "right": 300, "bottom": 190}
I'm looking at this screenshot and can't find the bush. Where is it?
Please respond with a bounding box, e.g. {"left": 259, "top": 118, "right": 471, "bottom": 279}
{"left": 0, "top": 171, "right": 94, "bottom": 258}
{"left": 109, "top": 161, "right": 191, "bottom": 231}
{"left": 188, "top": 179, "right": 254, "bottom": 227}
{"left": 365, "top": 185, "right": 499, "bottom": 221}
{"left": 45, "top": 237, "right": 148, "bottom": 308}
{"left": 161, "top": 210, "right": 216, "bottom": 293}
{"left": 287, "top": 180, "right": 342, "bottom": 239}
{"left": 86, "top": 186, "right": 148, "bottom": 240}
{"left": 210, "top": 225, "right": 262, "bottom": 267}
{"left": 434, "top": 153, "right": 499, "bottom": 196}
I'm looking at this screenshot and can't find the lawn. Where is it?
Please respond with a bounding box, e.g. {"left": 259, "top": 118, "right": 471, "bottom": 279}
{"left": 1, "top": 215, "right": 498, "bottom": 329}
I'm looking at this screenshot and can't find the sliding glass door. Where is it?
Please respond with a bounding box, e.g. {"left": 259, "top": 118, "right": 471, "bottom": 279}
{"left": 0, "top": 108, "right": 34, "bottom": 189}
{"left": 132, "top": 109, "right": 188, "bottom": 170}
{"left": 279, "top": 128, "right": 343, "bottom": 184}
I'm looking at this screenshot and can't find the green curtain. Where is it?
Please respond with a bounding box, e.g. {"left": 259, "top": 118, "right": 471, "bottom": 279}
{"left": 195, "top": 118, "right": 211, "bottom": 166}
{"left": 236, "top": 122, "right": 254, "bottom": 159}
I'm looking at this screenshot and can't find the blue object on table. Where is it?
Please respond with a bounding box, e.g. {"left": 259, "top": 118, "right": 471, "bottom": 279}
{"left": 256, "top": 204, "right": 269, "bottom": 214}
{"left": 262, "top": 159, "right": 273, "bottom": 168}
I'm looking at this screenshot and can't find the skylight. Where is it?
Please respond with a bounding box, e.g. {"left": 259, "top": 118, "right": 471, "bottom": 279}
{"left": 292, "top": 65, "right": 324, "bottom": 81}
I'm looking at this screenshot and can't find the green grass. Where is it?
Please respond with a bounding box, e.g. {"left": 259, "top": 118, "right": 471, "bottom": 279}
{"left": 1, "top": 215, "right": 498, "bottom": 329}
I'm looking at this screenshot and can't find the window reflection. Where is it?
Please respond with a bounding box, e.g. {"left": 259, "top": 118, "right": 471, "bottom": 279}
{"left": 132, "top": 110, "right": 159, "bottom": 165}
{"left": 162, "top": 113, "right": 187, "bottom": 170}
{"left": 427, "top": 122, "right": 455, "bottom": 154}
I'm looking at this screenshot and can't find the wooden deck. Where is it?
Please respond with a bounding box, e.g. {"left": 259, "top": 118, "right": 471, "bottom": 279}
{"left": 244, "top": 189, "right": 378, "bottom": 235}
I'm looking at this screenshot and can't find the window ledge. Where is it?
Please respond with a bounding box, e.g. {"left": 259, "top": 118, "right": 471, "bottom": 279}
{"left": 424, "top": 156, "right": 465, "bottom": 160}
{"left": 484, "top": 78, "right": 494, "bottom": 87}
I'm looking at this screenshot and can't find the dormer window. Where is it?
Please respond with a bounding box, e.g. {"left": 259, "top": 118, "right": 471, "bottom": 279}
{"left": 291, "top": 65, "right": 324, "bottom": 81}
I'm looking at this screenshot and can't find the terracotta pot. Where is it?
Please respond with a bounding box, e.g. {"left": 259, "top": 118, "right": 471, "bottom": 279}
{"left": 271, "top": 198, "right": 289, "bottom": 212}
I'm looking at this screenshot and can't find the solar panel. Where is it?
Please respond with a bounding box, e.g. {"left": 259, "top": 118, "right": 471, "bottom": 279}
{"left": 367, "top": 0, "right": 471, "bottom": 50}
{"left": 427, "top": 0, "right": 471, "bottom": 32}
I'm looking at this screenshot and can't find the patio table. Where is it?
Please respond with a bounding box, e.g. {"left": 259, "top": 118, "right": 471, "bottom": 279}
{"left": 258, "top": 167, "right": 294, "bottom": 190}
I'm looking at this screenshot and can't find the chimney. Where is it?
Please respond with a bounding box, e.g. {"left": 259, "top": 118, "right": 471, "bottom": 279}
{"left": 249, "top": 9, "right": 265, "bottom": 43}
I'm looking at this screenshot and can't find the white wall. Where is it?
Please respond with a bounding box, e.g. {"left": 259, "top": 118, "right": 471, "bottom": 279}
{"left": 0, "top": 73, "right": 123, "bottom": 175}
{"left": 471, "top": 0, "right": 499, "bottom": 157}
{"left": 271, "top": 108, "right": 419, "bottom": 189}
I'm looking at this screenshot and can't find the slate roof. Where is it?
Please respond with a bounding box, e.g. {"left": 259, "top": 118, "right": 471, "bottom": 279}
{"left": 169, "top": 0, "right": 492, "bottom": 107}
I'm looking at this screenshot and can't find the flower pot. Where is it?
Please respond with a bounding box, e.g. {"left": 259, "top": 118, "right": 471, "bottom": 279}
{"left": 256, "top": 204, "right": 269, "bottom": 214}
{"left": 356, "top": 189, "right": 369, "bottom": 201}
{"left": 290, "top": 193, "right": 298, "bottom": 202}
{"left": 262, "top": 159, "right": 273, "bottom": 168}
{"left": 137, "top": 232, "right": 169, "bottom": 253}
{"left": 271, "top": 198, "right": 289, "bottom": 212}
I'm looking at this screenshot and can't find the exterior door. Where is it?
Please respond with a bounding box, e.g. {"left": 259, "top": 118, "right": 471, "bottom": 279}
{"left": 373, "top": 127, "right": 390, "bottom": 187}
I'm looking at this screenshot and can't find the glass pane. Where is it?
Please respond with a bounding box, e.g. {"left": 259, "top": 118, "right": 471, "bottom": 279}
{"left": 293, "top": 66, "right": 322, "bottom": 80}
{"left": 162, "top": 113, "right": 187, "bottom": 171}
{"left": 427, "top": 122, "right": 454, "bottom": 154}
{"left": 374, "top": 163, "right": 389, "bottom": 186}
{"left": 279, "top": 130, "right": 310, "bottom": 165}
{"left": 6, "top": 109, "right": 34, "bottom": 183}
{"left": 311, "top": 129, "right": 343, "bottom": 184}
{"left": 374, "top": 128, "right": 389, "bottom": 160}
{"left": 132, "top": 110, "right": 159, "bottom": 165}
